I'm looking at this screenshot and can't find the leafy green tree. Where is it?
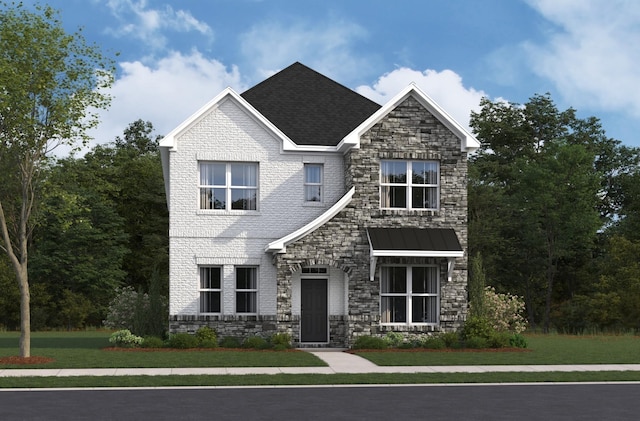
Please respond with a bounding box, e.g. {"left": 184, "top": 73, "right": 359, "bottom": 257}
{"left": 0, "top": 2, "right": 114, "bottom": 356}
{"left": 469, "top": 94, "right": 615, "bottom": 331}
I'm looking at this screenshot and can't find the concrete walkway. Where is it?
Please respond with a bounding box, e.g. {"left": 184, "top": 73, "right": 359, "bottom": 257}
{"left": 1, "top": 350, "right": 640, "bottom": 377}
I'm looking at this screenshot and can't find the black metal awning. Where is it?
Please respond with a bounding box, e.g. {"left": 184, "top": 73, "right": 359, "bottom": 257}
{"left": 366, "top": 228, "right": 464, "bottom": 281}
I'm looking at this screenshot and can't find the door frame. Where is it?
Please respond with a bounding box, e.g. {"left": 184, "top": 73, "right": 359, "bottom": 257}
{"left": 300, "top": 277, "right": 329, "bottom": 343}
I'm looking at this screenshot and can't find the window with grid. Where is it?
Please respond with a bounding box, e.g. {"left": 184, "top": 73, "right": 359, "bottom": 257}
{"left": 199, "top": 162, "right": 258, "bottom": 210}
{"left": 380, "top": 266, "right": 439, "bottom": 324}
{"left": 200, "top": 267, "right": 221, "bottom": 313}
{"left": 236, "top": 267, "right": 257, "bottom": 314}
{"left": 304, "top": 163, "right": 323, "bottom": 202}
{"left": 380, "top": 160, "right": 439, "bottom": 210}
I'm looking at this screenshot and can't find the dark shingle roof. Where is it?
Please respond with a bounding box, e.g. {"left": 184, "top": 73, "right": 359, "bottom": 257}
{"left": 241, "top": 62, "right": 381, "bottom": 146}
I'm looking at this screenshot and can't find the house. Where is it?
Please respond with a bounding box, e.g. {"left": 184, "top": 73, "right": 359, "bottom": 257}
{"left": 159, "top": 62, "right": 480, "bottom": 347}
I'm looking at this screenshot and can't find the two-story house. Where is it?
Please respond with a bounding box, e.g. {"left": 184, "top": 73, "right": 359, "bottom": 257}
{"left": 160, "top": 62, "right": 480, "bottom": 347}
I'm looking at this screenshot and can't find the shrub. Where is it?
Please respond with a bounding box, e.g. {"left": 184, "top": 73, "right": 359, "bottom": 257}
{"left": 269, "top": 333, "right": 292, "bottom": 349}
{"left": 481, "top": 286, "right": 528, "bottom": 334}
{"left": 461, "top": 316, "right": 494, "bottom": 340}
{"left": 422, "top": 337, "right": 446, "bottom": 349}
{"left": 103, "top": 285, "right": 168, "bottom": 338}
{"left": 195, "top": 326, "right": 217, "bottom": 347}
{"left": 439, "top": 332, "right": 461, "bottom": 348}
{"left": 243, "top": 336, "right": 269, "bottom": 350}
{"left": 465, "top": 336, "right": 489, "bottom": 349}
{"left": 140, "top": 336, "right": 165, "bottom": 348}
{"left": 219, "top": 336, "right": 242, "bottom": 348}
{"left": 487, "top": 331, "right": 511, "bottom": 348}
{"left": 383, "top": 331, "right": 404, "bottom": 348}
{"left": 167, "top": 333, "right": 199, "bottom": 349}
{"left": 509, "top": 333, "right": 528, "bottom": 348}
{"left": 352, "top": 335, "right": 388, "bottom": 350}
{"left": 109, "top": 329, "right": 143, "bottom": 348}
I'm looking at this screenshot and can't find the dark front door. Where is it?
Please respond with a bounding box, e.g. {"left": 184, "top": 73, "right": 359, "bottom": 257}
{"left": 301, "top": 278, "right": 328, "bottom": 342}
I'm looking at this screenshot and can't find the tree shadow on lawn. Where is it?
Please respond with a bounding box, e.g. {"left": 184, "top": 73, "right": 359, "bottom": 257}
{"left": 0, "top": 336, "right": 108, "bottom": 350}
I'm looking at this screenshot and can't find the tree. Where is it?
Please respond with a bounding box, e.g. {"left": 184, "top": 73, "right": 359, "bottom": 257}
{"left": 0, "top": 2, "right": 114, "bottom": 357}
{"left": 469, "top": 94, "right": 614, "bottom": 331}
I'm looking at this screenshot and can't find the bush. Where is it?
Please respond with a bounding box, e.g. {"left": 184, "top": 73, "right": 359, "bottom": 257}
{"left": 439, "top": 332, "right": 461, "bottom": 348}
{"left": 487, "top": 331, "right": 511, "bottom": 348}
{"left": 481, "top": 286, "right": 528, "bottom": 334}
{"left": 352, "top": 335, "right": 388, "bottom": 350}
{"left": 461, "top": 316, "right": 494, "bottom": 340}
{"left": 422, "top": 337, "right": 446, "bottom": 349}
{"left": 195, "top": 326, "right": 217, "bottom": 347}
{"left": 383, "top": 331, "right": 404, "bottom": 347}
{"left": 219, "top": 336, "right": 242, "bottom": 348}
{"left": 269, "top": 333, "right": 292, "bottom": 349}
{"left": 141, "top": 336, "right": 165, "bottom": 348}
{"left": 109, "top": 329, "right": 143, "bottom": 348}
{"left": 103, "top": 285, "right": 168, "bottom": 338}
{"left": 167, "top": 333, "right": 199, "bottom": 349}
{"left": 465, "top": 336, "right": 489, "bottom": 349}
{"left": 509, "top": 333, "right": 528, "bottom": 348}
{"left": 243, "top": 336, "right": 269, "bottom": 350}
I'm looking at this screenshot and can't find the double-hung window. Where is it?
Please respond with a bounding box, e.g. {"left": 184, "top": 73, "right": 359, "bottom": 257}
{"left": 200, "top": 267, "right": 221, "bottom": 313}
{"left": 200, "top": 162, "right": 258, "bottom": 210}
{"left": 380, "top": 266, "right": 439, "bottom": 324}
{"left": 236, "top": 267, "right": 257, "bottom": 314}
{"left": 380, "top": 160, "right": 439, "bottom": 210}
{"left": 304, "top": 163, "right": 323, "bottom": 202}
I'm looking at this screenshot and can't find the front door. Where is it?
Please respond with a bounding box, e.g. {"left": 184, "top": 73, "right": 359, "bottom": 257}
{"left": 301, "top": 278, "right": 328, "bottom": 342}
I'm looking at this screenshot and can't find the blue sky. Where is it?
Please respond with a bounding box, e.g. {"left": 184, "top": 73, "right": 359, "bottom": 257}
{"left": 31, "top": 0, "right": 640, "bottom": 150}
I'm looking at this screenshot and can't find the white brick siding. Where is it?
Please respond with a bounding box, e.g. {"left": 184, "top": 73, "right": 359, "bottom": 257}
{"left": 168, "top": 97, "right": 345, "bottom": 316}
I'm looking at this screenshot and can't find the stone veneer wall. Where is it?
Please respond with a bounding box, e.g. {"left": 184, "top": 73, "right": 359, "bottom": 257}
{"left": 274, "top": 95, "right": 469, "bottom": 347}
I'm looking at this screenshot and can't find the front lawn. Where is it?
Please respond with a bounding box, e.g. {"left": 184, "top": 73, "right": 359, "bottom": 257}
{"left": 0, "top": 331, "right": 326, "bottom": 369}
{"left": 353, "top": 334, "right": 640, "bottom": 366}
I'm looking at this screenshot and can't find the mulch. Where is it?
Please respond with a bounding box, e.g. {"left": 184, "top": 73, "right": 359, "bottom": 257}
{"left": 0, "top": 356, "right": 56, "bottom": 365}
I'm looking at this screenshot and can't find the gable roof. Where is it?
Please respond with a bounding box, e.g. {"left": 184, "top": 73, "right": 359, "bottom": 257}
{"left": 241, "top": 62, "right": 381, "bottom": 147}
{"left": 342, "top": 83, "right": 481, "bottom": 153}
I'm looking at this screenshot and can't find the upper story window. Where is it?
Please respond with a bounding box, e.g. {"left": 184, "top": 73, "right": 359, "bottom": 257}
{"left": 199, "top": 162, "right": 258, "bottom": 210}
{"left": 380, "top": 160, "right": 439, "bottom": 210}
{"left": 304, "top": 163, "right": 323, "bottom": 202}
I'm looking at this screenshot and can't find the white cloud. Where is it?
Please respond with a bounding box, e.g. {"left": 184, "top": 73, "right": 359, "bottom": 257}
{"left": 239, "top": 17, "right": 373, "bottom": 82}
{"left": 356, "top": 68, "right": 487, "bottom": 133}
{"left": 103, "top": 0, "right": 214, "bottom": 50}
{"left": 524, "top": 0, "right": 640, "bottom": 116}
{"left": 86, "top": 51, "right": 243, "bottom": 150}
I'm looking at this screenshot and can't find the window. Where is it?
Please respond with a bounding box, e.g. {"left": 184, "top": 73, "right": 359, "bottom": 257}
{"left": 380, "top": 266, "right": 439, "bottom": 324}
{"left": 236, "top": 267, "right": 257, "bottom": 313}
{"left": 301, "top": 267, "right": 328, "bottom": 274}
{"left": 380, "top": 160, "right": 439, "bottom": 210}
{"left": 304, "top": 164, "right": 323, "bottom": 202}
{"left": 200, "top": 162, "right": 257, "bottom": 210}
{"left": 200, "top": 267, "right": 221, "bottom": 313}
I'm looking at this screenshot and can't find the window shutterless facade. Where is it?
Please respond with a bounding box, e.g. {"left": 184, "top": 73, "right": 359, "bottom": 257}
{"left": 200, "top": 266, "right": 221, "bottom": 314}
{"left": 304, "top": 163, "right": 323, "bottom": 202}
{"left": 380, "top": 160, "right": 439, "bottom": 210}
{"left": 236, "top": 267, "right": 258, "bottom": 314}
{"left": 199, "top": 162, "right": 258, "bottom": 210}
{"left": 380, "top": 266, "right": 439, "bottom": 325}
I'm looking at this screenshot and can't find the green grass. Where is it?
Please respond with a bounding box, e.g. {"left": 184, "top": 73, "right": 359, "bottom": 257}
{"left": 0, "top": 331, "right": 325, "bottom": 369}
{"left": 354, "top": 334, "right": 640, "bottom": 366}
{"left": 1, "top": 371, "right": 640, "bottom": 389}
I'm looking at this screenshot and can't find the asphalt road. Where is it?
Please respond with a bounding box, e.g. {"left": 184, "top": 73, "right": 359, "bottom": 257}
{"left": 1, "top": 383, "right": 639, "bottom": 420}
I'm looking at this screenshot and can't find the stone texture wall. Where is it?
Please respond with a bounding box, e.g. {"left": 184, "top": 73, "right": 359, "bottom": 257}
{"left": 275, "top": 95, "right": 469, "bottom": 347}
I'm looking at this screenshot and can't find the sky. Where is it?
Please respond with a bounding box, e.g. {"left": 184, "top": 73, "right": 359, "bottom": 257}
{"left": 26, "top": 0, "right": 640, "bottom": 151}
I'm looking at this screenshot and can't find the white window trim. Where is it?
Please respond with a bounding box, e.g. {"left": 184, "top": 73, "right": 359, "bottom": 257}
{"left": 199, "top": 162, "right": 259, "bottom": 211}
{"left": 380, "top": 160, "right": 440, "bottom": 210}
{"left": 199, "top": 266, "right": 222, "bottom": 315}
{"left": 235, "top": 266, "right": 258, "bottom": 315}
{"left": 303, "top": 163, "right": 324, "bottom": 203}
{"left": 380, "top": 265, "right": 440, "bottom": 326}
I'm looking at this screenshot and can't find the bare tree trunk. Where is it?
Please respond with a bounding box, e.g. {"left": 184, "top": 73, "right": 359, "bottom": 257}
{"left": 17, "top": 266, "right": 30, "bottom": 358}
